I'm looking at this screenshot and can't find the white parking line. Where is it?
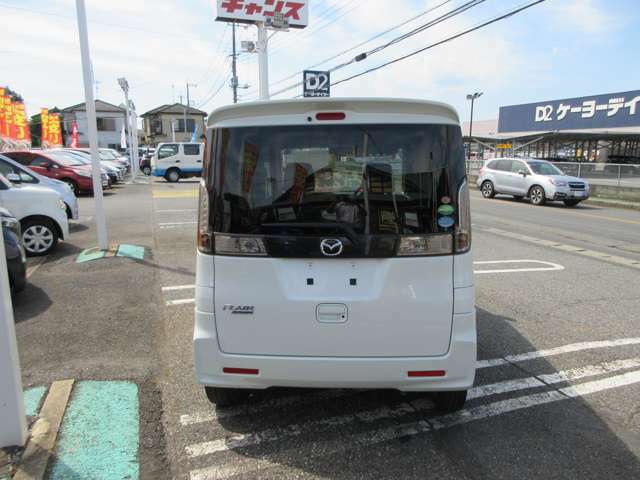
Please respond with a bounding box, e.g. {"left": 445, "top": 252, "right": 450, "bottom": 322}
{"left": 158, "top": 221, "right": 198, "bottom": 226}
{"left": 162, "top": 285, "right": 196, "bottom": 292}
{"left": 184, "top": 356, "right": 640, "bottom": 460}
{"left": 473, "top": 259, "right": 564, "bottom": 274}
{"left": 166, "top": 298, "right": 196, "bottom": 306}
{"left": 188, "top": 368, "right": 640, "bottom": 479}
{"left": 156, "top": 209, "right": 198, "bottom": 213}
{"left": 477, "top": 337, "right": 640, "bottom": 369}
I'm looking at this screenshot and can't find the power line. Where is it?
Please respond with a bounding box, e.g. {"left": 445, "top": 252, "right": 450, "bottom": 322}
{"left": 271, "top": 0, "right": 487, "bottom": 97}
{"left": 194, "top": 24, "right": 230, "bottom": 86}
{"left": 267, "top": 0, "right": 457, "bottom": 89}
{"left": 198, "top": 71, "right": 232, "bottom": 109}
{"left": 329, "top": 0, "right": 546, "bottom": 90}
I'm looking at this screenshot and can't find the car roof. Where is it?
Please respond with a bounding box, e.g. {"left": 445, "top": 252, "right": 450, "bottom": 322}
{"left": 207, "top": 97, "right": 460, "bottom": 128}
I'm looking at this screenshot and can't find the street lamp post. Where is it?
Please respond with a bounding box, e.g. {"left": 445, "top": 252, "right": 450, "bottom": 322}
{"left": 466, "top": 92, "right": 483, "bottom": 160}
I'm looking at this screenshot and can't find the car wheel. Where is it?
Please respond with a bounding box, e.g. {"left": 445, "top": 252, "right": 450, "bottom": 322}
{"left": 433, "top": 390, "right": 467, "bottom": 413}
{"left": 205, "top": 387, "right": 250, "bottom": 407}
{"left": 142, "top": 165, "right": 151, "bottom": 175}
{"left": 62, "top": 178, "right": 79, "bottom": 196}
{"left": 564, "top": 199, "right": 581, "bottom": 207}
{"left": 165, "top": 168, "right": 180, "bottom": 183}
{"left": 21, "top": 218, "right": 59, "bottom": 256}
{"left": 480, "top": 180, "right": 495, "bottom": 198}
{"left": 529, "top": 185, "right": 546, "bottom": 206}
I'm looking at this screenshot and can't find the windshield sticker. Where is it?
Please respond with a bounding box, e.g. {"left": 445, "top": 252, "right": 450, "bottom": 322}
{"left": 438, "top": 204, "right": 454, "bottom": 216}
{"left": 438, "top": 216, "right": 455, "bottom": 228}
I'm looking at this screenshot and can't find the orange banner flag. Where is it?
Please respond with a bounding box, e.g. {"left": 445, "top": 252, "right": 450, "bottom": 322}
{"left": 0, "top": 88, "right": 5, "bottom": 139}
{"left": 48, "top": 113, "right": 62, "bottom": 146}
{"left": 14, "top": 103, "right": 27, "bottom": 141}
{"left": 41, "top": 108, "right": 49, "bottom": 146}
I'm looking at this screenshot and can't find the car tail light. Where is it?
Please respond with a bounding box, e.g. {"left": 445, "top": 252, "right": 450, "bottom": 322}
{"left": 197, "top": 180, "right": 213, "bottom": 254}
{"left": 397, "top": 234, "right": 453, "bottom": 256}
{"left": 315, "top": 112, "right": 345, "bottom": 121}
{"left": 408, "top": 370, "right": 445, "bottom": 377}
{"left": 455, "top": 179, "right": 471, "bottom": 253}
{"left": 223, "top": 367, "right": 259, "bottom": 375}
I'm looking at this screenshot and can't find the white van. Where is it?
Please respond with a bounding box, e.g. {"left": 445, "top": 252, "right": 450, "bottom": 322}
{"left": 193, "top": 98, "right": 476, "bottom": 412}
{"left": 151, "top": 142, "right": 204, "bottom": 182}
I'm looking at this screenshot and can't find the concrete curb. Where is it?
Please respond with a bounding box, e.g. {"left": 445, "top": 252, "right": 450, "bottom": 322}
{"left": 584, "top": 198, "right": 640, "bottom": 211}
{"left": 13, "top": 380, "right": 74, "bottom": 480}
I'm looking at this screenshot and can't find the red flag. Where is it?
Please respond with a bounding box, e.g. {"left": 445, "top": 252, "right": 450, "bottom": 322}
{"left": 71, "top": 120, "right": 79, "bottom": 147}
{"left": 41, "top": 108, "right": 49, "bottom": 146}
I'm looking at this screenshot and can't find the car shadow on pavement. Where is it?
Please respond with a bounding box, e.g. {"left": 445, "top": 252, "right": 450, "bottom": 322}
{"left": 211, "top": 307, "right": 640, "bottom": 479}
{"left": 12, "top": 283, "right": 52, "bottom": 323}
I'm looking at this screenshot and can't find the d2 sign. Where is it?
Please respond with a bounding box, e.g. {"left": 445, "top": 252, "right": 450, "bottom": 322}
{"left": 303, "top": 70, "right": 330, "bottom": 98}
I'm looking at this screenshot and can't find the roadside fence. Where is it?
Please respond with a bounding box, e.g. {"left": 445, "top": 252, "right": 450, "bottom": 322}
{"left": 467, "top": 161, "right": 640, "bottom": 188}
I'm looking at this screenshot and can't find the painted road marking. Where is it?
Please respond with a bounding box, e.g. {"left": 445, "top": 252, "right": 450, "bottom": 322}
{"left": 188, "top": 369, "right": 640, "bottom": 479}
{"left": 180, "top": 389, "right": 364, "bottom": 426}
{"left": 184, "top": 356, "right": 640, "bottom": 460}
{"left": 159, "top": 221, "right": 198, "bottom": 226}
{"left": 157, "top": 209, "right": 198, "bottom": 213}
{"left": 162, "top": 285, "right": 196, "bottom": 292}
{"left": 167, "top": 298, "right": 196, "bottom": 306}
{"left": 474, "top": 259, "right": 564, "bottom": 274}
{"left": 49, "top": 381, "right": 139, "bottom": 480}
{"left": 477, "top": 337, "right": 640, "bottom": 368}
{"left": 26, "top": 256, "right": 46, "bottom": 279}
{"left": 152, "top": 190, "right": 198, "bottom": 198}
{"left": 476, "top": 194, "right": 640, "bottom": 226}
{"left": 15, "top": 380, "right": 74, "bottom": 480}
{"left": 23, "top": 385, "right": 48, "bottom": 417}
{"left": 479, "top": 226, "right": 640, "bottom": 270}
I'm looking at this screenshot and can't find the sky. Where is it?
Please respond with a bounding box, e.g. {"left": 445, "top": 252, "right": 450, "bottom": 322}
{"left": 0, "top": 0, "right": 638, "bottom": 124}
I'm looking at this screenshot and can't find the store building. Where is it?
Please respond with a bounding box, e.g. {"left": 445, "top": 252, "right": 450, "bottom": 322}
{"left": 463, "top": 89, "right": 640, "bottom": 163}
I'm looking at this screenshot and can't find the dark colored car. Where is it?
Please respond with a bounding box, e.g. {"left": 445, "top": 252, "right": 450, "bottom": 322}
{"left": 1, "top": 207, "right": 27, "bottom": 293}
{"left": 140, "top": 157, "right": 151, "bottom": 175}
{"left": 3, "top": 150, "right": 110, "bottom": 195}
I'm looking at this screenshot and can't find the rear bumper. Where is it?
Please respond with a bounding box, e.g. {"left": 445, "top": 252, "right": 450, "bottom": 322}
{"left": 193, "top": 309, "right": 476, "bottom": 392}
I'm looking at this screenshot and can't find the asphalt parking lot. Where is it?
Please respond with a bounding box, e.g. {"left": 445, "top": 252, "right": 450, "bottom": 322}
{"left": 13, "top": 178, "right": 640, "bottom": 479}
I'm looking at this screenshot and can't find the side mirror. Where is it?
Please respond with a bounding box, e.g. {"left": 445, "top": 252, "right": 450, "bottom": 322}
{"left": 46, "top": 162, "right": 53, "bottom": 170}
{"left": 7, "top": 173, "right": 22, "bottom": 184}
{"left": 518, "top": 169, "right": 528, "bottom": 177}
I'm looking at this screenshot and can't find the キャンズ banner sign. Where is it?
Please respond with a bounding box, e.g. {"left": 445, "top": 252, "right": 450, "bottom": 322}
{"left": 215, "top": 0, "right": 308, "bottom": 28}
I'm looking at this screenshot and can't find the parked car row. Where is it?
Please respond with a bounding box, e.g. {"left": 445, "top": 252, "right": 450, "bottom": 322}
{"left": 0, "top": 147, "right": 133, "bottom": 293}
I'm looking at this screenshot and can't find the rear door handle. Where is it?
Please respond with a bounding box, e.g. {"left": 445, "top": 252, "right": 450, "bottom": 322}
{"left": 175, "top": 160, "right": 181, "bottom": 163}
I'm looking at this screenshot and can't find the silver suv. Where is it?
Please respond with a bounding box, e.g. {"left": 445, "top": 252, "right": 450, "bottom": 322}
{"left": 477, "top": 158, "right": 590, "bottom": 207}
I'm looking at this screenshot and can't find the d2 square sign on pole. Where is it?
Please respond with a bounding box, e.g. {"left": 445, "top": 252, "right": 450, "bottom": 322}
{"left": 303, "top": 70, "right": 330, "bottom": 98}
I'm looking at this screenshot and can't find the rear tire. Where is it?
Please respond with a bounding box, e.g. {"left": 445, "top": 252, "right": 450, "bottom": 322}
{"left": 205, "top": 387, "right": 250, "bottom": 407}
{"left": 529, "top": 185, "right": 546, "bottom": 206}
{"left": 142, "top": 165, "right": 151, "bottom": 175}
{"left": 433, "top": 390, "right": 467, "bottom": 413}
{"left": 165, "top": 168, "right": 180, "bottom": 183}
{"left": 480, "top": 180, "right": 495, "bottom": 198}
{"left": 564, "top": 199, "right": 581, "bottom": 207}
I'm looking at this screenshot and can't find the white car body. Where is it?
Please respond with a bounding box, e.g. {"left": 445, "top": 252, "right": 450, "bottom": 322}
{"left": 0, "top": 175, "right": 70, "bottom": 251}
{"left": 152, "top": 142, "right": 204, "bottom": 181}
{"left": 0, "top": 153, "right": 79, "bottom": 219}
{"left": 194, "top": 98, "right": 476, "bottom": 400}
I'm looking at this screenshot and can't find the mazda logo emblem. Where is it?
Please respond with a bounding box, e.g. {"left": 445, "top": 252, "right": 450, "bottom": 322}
{"left": 320, "top": 238, "right": 343, "bottom": 256}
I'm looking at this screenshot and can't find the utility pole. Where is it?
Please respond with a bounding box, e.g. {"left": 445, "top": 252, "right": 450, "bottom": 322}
{"left": 186, "top": 82, "right": 197, "bottom": 141}
{"left": 466, "top": 92, "right": 483, "bottom": 160}
{"left": 257, "top": 22, "right": 269, "bottom": 101}
{"left": 231, "top": 21, "right": 238, "bottom": 104}
{"left": 77, "top": 0, "right": 108, "bottom": 250}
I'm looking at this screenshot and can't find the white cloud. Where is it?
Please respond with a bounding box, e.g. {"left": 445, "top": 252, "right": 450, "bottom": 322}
{"left": 549, "top": 0, "right": 616, "bottom": 34}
